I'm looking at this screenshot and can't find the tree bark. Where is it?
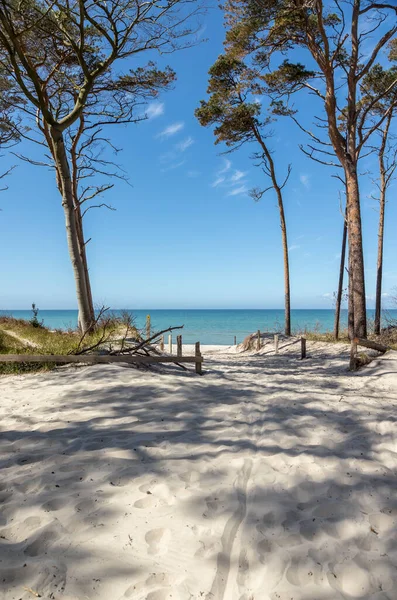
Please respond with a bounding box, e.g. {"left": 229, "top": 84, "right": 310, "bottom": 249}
{"left": 348, "top": 247, "right": 355, "bottom": 341}
{"left": 374, "top": 175, "right": 386, "bottom": 336}
{"left": 275, "top": 186, "right": 291, "bottom": 336}
{"left": 75, "top": 202, "right": 95, "bottom": 325}
{"left": 374, "top": 114, "right": 392, "bottom": 336}
{"left": 334, "top": 212, "right": 347, "bottom": 339}
{"left": 50, "top": 126, "right": 95, "bottom": 334}
{"left": 252, "top": 126, "right": 291, "bottom": 335}
{"left": 345, "top": 165, "right": 367, "bottom": 338}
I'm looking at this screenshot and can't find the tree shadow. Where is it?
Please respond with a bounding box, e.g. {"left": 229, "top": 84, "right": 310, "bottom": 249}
{"left": 0, "top": 346, "right": 396, "bottom": 599}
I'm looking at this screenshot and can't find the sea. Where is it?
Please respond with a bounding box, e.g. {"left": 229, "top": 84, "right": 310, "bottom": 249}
{"left": 1, "top": 308, "right": 396, "bottom": 345}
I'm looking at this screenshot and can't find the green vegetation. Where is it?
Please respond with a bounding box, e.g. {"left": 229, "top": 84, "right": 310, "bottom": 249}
{"left": 0, "top": 328, "right": 54, "bottom": 374}
{"left": 0, "top": 312, "right": 141, "bottom": 375}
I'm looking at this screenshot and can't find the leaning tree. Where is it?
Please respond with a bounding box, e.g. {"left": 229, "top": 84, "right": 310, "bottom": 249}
{"left": 224, "top": 0, "right": 397, "bottom": 338}
{"left": 196, "top": 55, "right": 293, "bottom": 335}
{"left": 0, "top": 0, "right": 198, "bottom": 333}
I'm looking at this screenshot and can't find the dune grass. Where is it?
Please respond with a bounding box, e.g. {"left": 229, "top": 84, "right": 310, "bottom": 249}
{"left": 0, "top": 314, "right": 141, "bottom": 375}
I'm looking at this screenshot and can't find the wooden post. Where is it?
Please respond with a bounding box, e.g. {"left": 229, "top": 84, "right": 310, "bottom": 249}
{"left": 146, "top": 314, "right": 151, "bottom": 339}
{"left": 257, "top": 330, "right": 261, "bottom": 351}
{"left": 168, "top": 334, "right": 172, "bottom": 354}
{"left": 177, "top": 334, "right": 182, "bottom": 358}
{"left": 234, "top": 335, "right": 237, "bottom": 346}
{"left": 350, "top": 338, "right": 358, "bottom": 371}
{"left": 195, "top": 342, "right": 202, "bottom": 375}
{"left": 274, "top": 334, "right": 279, "bottom": 355}
{"left": 160, "top": 335, "right": 164, "bottom": 352}
{"left": 301, "top": 337, "right": 307, "bottom": 359}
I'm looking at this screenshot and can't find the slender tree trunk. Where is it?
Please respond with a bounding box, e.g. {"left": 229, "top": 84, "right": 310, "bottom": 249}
{"left": 345, "top": 165, "right": 367, "bottom": 338}
{"left": 374, "top": 115, "right": 392, "bottom": 336}
{"left": 348, "top": 250, "right": 355, "bottom": 340}
{"left": 75, "top": 203, "right": 95, "bottom": 325}
{"left": 374, "top": 183, "right": 386, "bottom": 336}
{"left": 275, "top": 187, "right": 291, "bottom": 336}
{"left": 334, "top": 212, "right": 347, "bottom": 339}
{"left": 252, "top": 126, "right": 291, "bottom": 335}
{"left": 50, "top": 126, "right": 94, "bottom": 334}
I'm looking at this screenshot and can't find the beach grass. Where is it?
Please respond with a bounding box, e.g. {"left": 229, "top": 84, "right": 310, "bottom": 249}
{"left": 0, "top": 314, "right": 141, "bottom": 374}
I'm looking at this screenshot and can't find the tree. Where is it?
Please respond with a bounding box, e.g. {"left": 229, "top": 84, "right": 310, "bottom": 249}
{"left": 360, "top": 51, "right": 397, "bottom": 335}
{"left": 0, "top": 0, "right": 196, "bottom": 333}
{"left": 334, "top": 205, "right": 348, "bottom": 340}
{"left": 223, "top": 0, "right": 397, "bottom": 338}
{"left": 0, "top": 66, "right": 23, "bottom": 188}
{"left": 196, "top": 55, "right": 292, "bottom": 335}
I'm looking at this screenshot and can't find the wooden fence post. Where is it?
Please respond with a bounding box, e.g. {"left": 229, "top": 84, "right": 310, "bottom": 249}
{"left": 168, "top": 334, "right": 172, "bottom": 354}
{"left": 234, "top": 335, "right": 237, "bottom": 346}
{"left": 177, "top": 334, "right": 182, "bottom": 358}
{"left": 301, "top": 337, "right": 307, "bottom": 359}
{"left": 257, "top": 330, "right": 261, "bottom": 351}
{"left": 350, "top": 338, "right": 358, "bottom": 371}
{"left": 160, "top": 335, "right": 164, "bottom": 352}
{"left": 274, "top": 334, "right": 279, "bottom": 355}
{"left": 195, "top": 342, "right": 202, "bottom": 375}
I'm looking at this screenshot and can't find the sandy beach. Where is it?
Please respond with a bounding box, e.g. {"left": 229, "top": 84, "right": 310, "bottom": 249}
{"left": 0, "top": 340, "right": 396, "bottom": 600}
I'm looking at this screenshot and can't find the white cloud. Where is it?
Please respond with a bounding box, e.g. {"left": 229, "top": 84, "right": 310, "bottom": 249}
{"left": 161, "top": 160, "right": 185, "bottom": 173}
{"left": 176, "top": 136, "right": 194, "bottom": 152}
{"left": 146, "top": 102, "right": 164, "bottom": 119}
{"left": 218, "top": 159, "right": 232, "bottom": 175}
{"left": 211, "top": 159, "right": 249, "bottom": 196}
{"left": 227, "top": 185, "right": 249, "bottom": 196}
{"left": 322, "top": 293, "right": 333, "bottom": 299}
{"left": 231, "top": 170, "right": 246, "bottom": 182}
{"left": 288, "top": 244, "right": 300, "bottom": 252}
{"left": 187, "top": 170, "right": 200, "bottom": 178}
{"left": 212, "top": 177, "right": 225, "bottom": 188}
{"left": 157, "top": 122, "right": 184, "bottom": 138}
{"left": 300, "top": 174, "right": 311, "bottom": 189}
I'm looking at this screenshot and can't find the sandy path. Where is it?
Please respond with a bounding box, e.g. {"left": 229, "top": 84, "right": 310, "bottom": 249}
{"left": 1, "top": 329, "right": 40, "bottom": 348}
{"left": 0, "top": 343, "right": 396, "bottom": 600}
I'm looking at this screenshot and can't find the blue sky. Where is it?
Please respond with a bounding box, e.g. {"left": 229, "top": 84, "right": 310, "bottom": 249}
{"left": 1, "top": 4, "right": 397, "bottom": 310}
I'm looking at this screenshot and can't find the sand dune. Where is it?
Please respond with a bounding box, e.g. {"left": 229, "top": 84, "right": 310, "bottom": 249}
{"left": 0, "top": 342, "right": 396, "bottom": 600}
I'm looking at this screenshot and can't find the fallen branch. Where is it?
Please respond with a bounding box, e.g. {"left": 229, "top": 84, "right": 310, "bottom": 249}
{"left": 110, "top": 324, "right": 184, "bottom": 355}
{"left": 354, "top": 337, "right": 389, "bottom": 353}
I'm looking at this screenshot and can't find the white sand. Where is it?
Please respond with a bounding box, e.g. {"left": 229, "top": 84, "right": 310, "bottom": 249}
{"left": 0, "top": 341, "right": 396, "bottom": 600}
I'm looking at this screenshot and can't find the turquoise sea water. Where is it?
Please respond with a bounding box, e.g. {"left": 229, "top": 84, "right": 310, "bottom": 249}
{"left": 1, "top": 308, "right": 396, "bottom": 345}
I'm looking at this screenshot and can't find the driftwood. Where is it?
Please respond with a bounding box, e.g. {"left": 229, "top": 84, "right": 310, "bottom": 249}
{"left": 109, "top": 325, "right": 184, "bottom": 355}
{"left": 354, "top": 337, "right": 389, "bottom": 353}
{"left": 350, "top": 337, "right": 389, "bottom": 371}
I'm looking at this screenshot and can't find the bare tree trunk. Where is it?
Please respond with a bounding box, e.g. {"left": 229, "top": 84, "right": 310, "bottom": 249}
{"left": 75, "top": 203, "right": 95, "bottom": 325}
{"left": 334, "top": 213, "right": 347, "bottom": 339}
{"left": 345, "top": 165, "right": 367, "bottom": 338}
{"left": 374, "top": 181, "right": 385, "bottom": 336}
{"left": 374, "top": 116, "right": 392, "bottom": 336}
{"left": 50, "top": 126, "right": 94, "bottom": 334}
{"left": 252, "top": 126, "right": 291, "bottom": 336}
{"left": 275, "top": 187, "right": 291, "bottom": 336}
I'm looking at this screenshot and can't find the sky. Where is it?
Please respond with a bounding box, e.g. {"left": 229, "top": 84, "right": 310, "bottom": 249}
{"left": 1, "top": 3, "right": 397, "bottom": 310}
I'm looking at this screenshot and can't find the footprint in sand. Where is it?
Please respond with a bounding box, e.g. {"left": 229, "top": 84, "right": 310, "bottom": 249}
{"left": 42, "top": 497, "right": 68, "bottom": 512}
{"left": 134, "top": 495, "right": 159, "bottom": 509}
{"left": 145, "top": 528, "right": 171, "bottom": 555}
{"left": 285, "top": 556, "right": 323, "bottom": 586}
{"left": 24, "top": 524, "right": 61, "bottom": 557}
{"left": 123, "top": 572, "right": 184, "bottom": 599}
{"left": 203, "top": 494, "right": 223, "bottom": 519}
{"left": 134, "top": 482, "right": 174, "bottom": 509}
